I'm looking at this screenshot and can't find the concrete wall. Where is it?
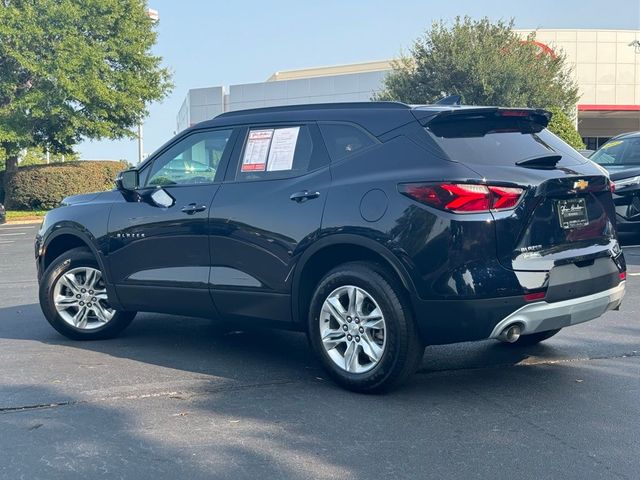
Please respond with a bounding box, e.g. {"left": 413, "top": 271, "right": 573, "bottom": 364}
{"left": 516, "top": 29, "right": 640, "bottom": 106}
{"left": 176, "top": 86, "right": 225, "bottom": 132}
{"left": 227, "top": 70, "right": 387, "bottom": 112}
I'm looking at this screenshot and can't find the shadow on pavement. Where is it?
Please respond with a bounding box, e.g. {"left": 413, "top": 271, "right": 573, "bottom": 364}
{"left": 0, "top": 302, "right": 586, "bottom": 384}
{"left": 1, "top": 303, "right": 639, "bottom": 478}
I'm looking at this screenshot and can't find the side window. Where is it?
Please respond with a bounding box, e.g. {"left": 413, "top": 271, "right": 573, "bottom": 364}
{"left": 236, "top": 125, "right": 318, "bottom": 181}
{"left": 319, "top": 123, "right": 377, "bottom": 161}
{"left": 138, "top": 164, "right": 151, "bottom": 186}
{"left": 591, "top": 139, "right": 627, "bottom": 165}
{"left": 146, "top": 129, "right": 233, "bottom": 186}
{"left": 622, "top": 138, "right": 640, "bottom": 164}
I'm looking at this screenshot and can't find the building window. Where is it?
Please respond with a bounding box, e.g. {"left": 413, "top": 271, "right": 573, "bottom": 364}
{"left": 582, "top": 137, "right": 611, "bottom": 151}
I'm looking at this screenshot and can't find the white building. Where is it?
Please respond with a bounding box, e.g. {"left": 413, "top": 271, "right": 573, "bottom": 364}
{"left": 177, "top": 29, "right": 640, "bottom": 149}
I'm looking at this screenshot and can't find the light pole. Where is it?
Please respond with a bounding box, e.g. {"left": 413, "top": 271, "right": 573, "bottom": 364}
{"left": 137, "top": 123, "right": 144, "bottom": 164}
{"left": 137, "top": 7, "right": 159, "bottom": 164}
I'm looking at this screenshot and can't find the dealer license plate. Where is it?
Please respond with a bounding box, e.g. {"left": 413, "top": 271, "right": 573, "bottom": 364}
{"left": 557, "top": 198, "right": 588, "bottom": 229}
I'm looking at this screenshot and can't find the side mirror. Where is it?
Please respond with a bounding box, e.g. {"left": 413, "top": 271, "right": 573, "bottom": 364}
{"left": 115, "top": 169, "right": 139, "bottom": 191}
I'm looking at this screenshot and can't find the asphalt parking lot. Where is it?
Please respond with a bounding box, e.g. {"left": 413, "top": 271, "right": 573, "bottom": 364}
{"left": 0, "top": 224, "right": 639, "bottom": 480}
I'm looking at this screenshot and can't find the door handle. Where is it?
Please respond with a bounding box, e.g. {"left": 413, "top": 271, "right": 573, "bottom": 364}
{"left": 181, "top": 203, "right": 207, "bottom": 214}
{"left": 290, "top": 190, "right": 320, "bottom": 203}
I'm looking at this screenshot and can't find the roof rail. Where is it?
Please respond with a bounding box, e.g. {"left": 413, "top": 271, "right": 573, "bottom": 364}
{"left": 216, "top": 101, "right": 410, "bottom": 118}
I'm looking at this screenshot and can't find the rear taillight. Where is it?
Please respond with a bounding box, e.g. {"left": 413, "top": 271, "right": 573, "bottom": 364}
{"left": 399, "top": 183, "right": 524, "bottom": 213}
{"left": 620, "top": 271, "right": 626, "bottom": 281}
{"left": 524, "top": 291, "right": 546, "bottom": 302}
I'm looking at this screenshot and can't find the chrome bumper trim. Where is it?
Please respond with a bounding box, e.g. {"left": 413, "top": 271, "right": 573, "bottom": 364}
{"left": 489, "top": 282, "right": 626, "bottom": 339}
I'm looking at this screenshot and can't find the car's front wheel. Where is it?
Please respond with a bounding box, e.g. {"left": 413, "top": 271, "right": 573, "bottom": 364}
{"left": 308, "top": 262, "right": 424, "bottom": 393}
{"left": 39, "top": 247, "right": 136, "bottom": 340}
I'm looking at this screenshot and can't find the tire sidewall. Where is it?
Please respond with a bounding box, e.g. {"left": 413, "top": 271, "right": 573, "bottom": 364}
{"left": 39, "top": 248, "right": 133, "bottom": 340}
{"left": 308, "top": 263, "right": 414, "bottom": 391}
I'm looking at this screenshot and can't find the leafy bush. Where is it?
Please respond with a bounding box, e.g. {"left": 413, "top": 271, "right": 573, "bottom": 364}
{"left": 4, "top": 161, "right": 127, "bottom": 210}
{"left": 547, "top": 106, "right": 585, "bottom": 150}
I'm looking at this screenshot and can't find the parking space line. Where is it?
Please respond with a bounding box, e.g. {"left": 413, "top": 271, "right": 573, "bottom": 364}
{"left": 0, "top": 232, "right": 26, "bottom": 236}
{"left": 0, "top": 226, "right": 37, "bottom": 230}
{"left": 0, "top": 241, "right": 15, "bottom": 245}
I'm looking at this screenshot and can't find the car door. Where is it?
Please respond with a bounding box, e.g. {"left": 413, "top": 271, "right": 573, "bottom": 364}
{"left": 108, "top": 127, "right": 238, "bottom": 317}
{"left": 209, "top": 122, "right": 331, "bottom": 324}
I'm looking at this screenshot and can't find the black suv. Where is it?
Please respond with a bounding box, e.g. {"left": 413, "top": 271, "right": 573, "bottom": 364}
{"left": 36, "top": 103, "right": 626, "bottom": 392}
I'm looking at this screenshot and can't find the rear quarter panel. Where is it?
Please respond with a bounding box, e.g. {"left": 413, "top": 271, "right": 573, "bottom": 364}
{"left": 320, "top": 133, "right": 520, "bottom": 301}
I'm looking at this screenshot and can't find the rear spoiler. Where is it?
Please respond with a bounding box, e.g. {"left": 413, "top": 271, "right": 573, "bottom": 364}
{"left": 413, "top": 107, "right": 552, "bottom": 137}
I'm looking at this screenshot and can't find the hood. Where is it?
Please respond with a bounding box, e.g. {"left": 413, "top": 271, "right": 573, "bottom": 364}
{"left": 60, "top": 191, "right": 104, "bottom": 206}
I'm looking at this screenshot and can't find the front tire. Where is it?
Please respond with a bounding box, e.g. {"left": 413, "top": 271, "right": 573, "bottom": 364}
{"left": 308, "top": 262, "right": 423, "bottom": 393}
{"left": 39, "top": 247, "right": 136, "bottom": 340}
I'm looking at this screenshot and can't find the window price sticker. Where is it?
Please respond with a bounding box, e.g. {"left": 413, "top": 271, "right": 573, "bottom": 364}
{"left": 267, "top": 127, "right": 299, "bottom": 172}
{"left": 241, "top": 129, "right": 273, "bottom": 172}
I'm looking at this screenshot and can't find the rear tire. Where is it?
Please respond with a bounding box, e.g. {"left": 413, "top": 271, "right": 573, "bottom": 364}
{"left": 39, "top": 247, "right": 136, "bottom": 340}
{"left": 509, "top": 328, "right": 561, "bottom": 346}
{"left": 308, "top": 261, "right": 423, "bottom": 393}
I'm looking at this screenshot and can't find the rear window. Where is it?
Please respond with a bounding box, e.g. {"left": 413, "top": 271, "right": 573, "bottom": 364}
{"left": 426, "top": 122, "right": 586, "bottom": 166}
{"left": 591, "top": 137, "right": 640, "bottom": 166}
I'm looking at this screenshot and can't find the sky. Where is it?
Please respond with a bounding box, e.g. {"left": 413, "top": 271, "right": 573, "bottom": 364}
{"left": 77, "top": 0, "right": 640, "bottom": 162}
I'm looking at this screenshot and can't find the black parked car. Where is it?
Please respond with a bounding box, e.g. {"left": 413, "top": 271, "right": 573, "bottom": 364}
{"left": 590, "top": 132, "right": 640, "bottom": 237}
{"left": 36, "top": 103, "right": 626, "bottom": 392}
{"left": 0, "top": 203, "right": 5, "bottom": 224}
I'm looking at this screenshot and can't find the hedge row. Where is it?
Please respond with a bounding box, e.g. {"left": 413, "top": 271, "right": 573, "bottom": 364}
{"left": 3, "top": 161, "right": 128, "bottom": 210}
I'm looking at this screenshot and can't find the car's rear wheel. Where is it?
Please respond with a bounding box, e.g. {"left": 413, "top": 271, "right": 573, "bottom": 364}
{"left": 39, "top": 247, "right": 136, "bottom": 340}
{"left": 308, "top": 262, "right": 423, "bottom": 393}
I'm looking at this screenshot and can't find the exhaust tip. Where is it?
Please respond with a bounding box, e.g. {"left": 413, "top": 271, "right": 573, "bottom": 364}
{"left": 499, "top": 324, "right": 522, "bottom": 343}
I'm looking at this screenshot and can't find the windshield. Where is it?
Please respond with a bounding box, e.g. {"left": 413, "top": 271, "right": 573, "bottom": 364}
{"left": 591, "top": 136, "right": 640, "bottom": 167}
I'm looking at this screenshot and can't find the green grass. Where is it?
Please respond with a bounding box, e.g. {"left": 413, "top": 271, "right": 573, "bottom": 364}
{"left": 6, "top": 210, "right": 48, "bottom": 221}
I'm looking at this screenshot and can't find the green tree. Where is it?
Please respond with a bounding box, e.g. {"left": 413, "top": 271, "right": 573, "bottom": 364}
{"left": 375, "top": 17, "right": 579, "bottom": 114}
{"left": 546, "top": 107, "right": 585, "bottom": 150}
{"left": 0, "top": 0, "right": 172, "bottom": 187}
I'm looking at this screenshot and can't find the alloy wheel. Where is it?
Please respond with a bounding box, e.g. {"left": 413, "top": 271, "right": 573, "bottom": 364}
{"left": 319, "top": 285, "right": 387, "bottom": 373}
{"left": 52, "top": 267, "right": 115, "bottom": 330}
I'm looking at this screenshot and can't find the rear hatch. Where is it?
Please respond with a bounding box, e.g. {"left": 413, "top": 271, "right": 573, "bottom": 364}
{"left": 417, "top": 107, "right": 620, "bottom": 272}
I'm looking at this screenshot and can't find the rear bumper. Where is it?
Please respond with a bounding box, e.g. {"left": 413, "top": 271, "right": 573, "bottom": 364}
{"left": 411, "top": 279, "right": 626, "bottom": 346}
{"left": 488, "top": 282, "right": 626, "bottom": 339}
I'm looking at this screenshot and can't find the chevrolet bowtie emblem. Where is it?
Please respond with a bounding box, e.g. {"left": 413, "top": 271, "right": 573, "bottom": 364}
{"left": 573, "top": 179, "right": 589, "bottom": 190}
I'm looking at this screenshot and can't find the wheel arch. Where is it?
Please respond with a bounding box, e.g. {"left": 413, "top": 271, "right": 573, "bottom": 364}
{"left": 42, "top": 225, "right": 109, "bottom": 282}
{"left": 292, "top": 234, "right": 416, "bottom": 328}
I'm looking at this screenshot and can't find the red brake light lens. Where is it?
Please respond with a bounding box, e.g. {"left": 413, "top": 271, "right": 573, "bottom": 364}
{"left": 488, "top": 186, "right": 524, "bottom": 209}
{"left": 619, "top": 271, "right": 626, "bottom": 281}
{"left": 399, "top": 183, "right": 524, "bottom": 213}
{"left": 441, "top": 184, "right": 491, "bottom": 211}
{"left": 524, "top": 291, "right": 546, "bottom": 302}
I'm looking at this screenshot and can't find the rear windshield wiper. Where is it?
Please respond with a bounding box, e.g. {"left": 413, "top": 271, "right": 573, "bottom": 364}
{"left": 516, "top": 154, "right": 562, "bottom": 169}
